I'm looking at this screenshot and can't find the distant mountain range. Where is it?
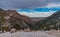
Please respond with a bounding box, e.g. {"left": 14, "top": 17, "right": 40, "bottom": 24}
{"left": 30, "top": 17, "right": 45, "bottom": 24}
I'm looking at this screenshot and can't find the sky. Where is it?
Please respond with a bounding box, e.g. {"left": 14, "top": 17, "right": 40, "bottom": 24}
{"left": 0, "top": 0, "right": 60, "bottom": 17}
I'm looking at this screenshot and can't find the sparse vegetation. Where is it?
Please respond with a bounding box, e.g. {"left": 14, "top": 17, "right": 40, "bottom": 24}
{"left": 36, "top": 10, "right": 60, "bottom": 30}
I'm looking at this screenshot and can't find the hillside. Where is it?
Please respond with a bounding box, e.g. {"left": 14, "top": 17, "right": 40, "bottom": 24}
{"left": 36, "top": 10, "right": 60, "bottom": 30}
{"left": 0, "top": 8, "right": 35, "bottom": 31}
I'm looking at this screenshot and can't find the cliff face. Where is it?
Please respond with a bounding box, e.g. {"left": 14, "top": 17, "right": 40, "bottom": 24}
{"left": 36, "top": 10, "right": 60, "bottom": 30}
{"left": 0, "top": 9, "right": 34, "bottom": 31}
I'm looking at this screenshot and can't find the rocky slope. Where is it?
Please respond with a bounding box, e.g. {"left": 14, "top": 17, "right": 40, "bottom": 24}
{"left": 0, "top": 8, "right": 35, "bottom": 31}
{"left": 36, "top": 10, "right": 60, "bottom": 30}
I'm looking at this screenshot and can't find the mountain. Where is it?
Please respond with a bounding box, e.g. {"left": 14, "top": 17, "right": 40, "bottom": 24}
{"left": 36, "top": 10, "right": 60, "bottom": 30}
{"left": 0, "top": 8, "right": 35, "bottom": 31}
{"left": 30, "top": 17, "right": 45, "bottom": 25}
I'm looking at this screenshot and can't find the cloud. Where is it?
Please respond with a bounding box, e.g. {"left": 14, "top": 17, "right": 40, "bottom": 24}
{"left": 46, "top": 3, "right": 60, "bottom": 8}
{"left": 0, "top": 0, "right": 60, "bottom": 9}
{"left": 18, "top": 11, "right": 55, "bottom": 17}
{"left": 16, "top": 2, "right": 60, "bottom": 17}
{"left": 16, "top": 2, "right": 60, "bottom": 13}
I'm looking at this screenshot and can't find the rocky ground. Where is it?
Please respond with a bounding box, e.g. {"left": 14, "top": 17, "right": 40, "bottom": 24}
{"left": 0, "top": 31, "right": 57, "bottom": 37}
{"left": 45, "top": 30, "right": 60, "bottom": 37}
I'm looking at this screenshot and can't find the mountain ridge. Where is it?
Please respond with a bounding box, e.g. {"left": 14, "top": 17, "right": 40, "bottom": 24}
{"left": 0, "top": 9, "right": 35, "bottom": 31}
{"left": 36, "top": 10, "right": 60, "bottom": 30}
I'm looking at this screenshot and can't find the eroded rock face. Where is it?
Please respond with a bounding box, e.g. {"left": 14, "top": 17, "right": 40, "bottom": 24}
{"left": 0, "top": 9, "right": 34, "bottom": 31}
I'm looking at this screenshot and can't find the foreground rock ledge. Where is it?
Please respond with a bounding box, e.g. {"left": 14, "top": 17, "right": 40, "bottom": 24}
{"left": 0, "top": 31, "right": 56, "bottom": 37}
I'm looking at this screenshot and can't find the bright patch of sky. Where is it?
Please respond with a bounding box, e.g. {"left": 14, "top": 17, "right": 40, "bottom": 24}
{"left": 18, "top": 12, "right": 55, "bottom": 17}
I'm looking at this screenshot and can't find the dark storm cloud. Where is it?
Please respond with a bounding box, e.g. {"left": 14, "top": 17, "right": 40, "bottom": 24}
{"left": 0, "top": 0, "right": 60, "bottom": 9}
